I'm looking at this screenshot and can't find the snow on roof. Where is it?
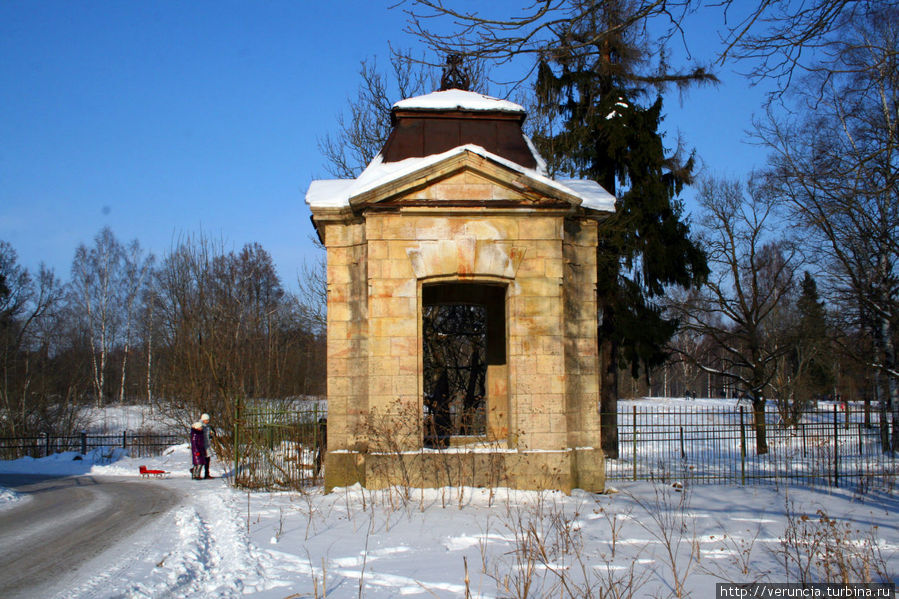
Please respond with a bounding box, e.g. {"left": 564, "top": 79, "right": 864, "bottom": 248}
{"left": 306, "top": 144, "right": 615, "bottom": 214}
{"left": 305, "top": 179, "right": 356, "bottom": 209}
{"left": 557, "top": 179, "right": 616, "bottom": 212}
{"left": 523, "top": 134, "right": 548, "bottom": 177}
{"left": 393, "top": 89, "right": 525, "bottom": 114}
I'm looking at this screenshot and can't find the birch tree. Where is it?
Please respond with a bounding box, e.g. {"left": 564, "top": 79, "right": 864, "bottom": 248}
{"left": 116, "top": 239, "right": 153, "bottom": 404}
{"left": 71, "top": 227, "right": 124, "bottom": 407}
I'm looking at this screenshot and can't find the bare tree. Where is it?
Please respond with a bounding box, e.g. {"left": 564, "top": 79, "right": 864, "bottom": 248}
{"left": 70, "top": 228, "right": 152, "bottom": 407}
{"left": 318, "top": 50, "right": 489, "bottom": 179}
{"left": 318, "top": 52, "right": 436, "bottom": 179}
{"left": 757, "top": 6, "right": 899, "bottom": 449}
{"left": 664, "top": 287, "right": 706, "bottom": 397}
{"left": 149, "top": 236, "right": 323, "bottom": 429}
{"left": 671, "top": 178, "right": 798, "bottom": 454}
{"left": 151, "top": 235, "right": 227, "bottom": 423}
{"left": 116, "top": 239, "right": 153, "bottom": 404}
{"left": 71, "top": 228, "right": 125, "bottom": 407}
{"left": 400, "top": 0, "right": 899, "bottom": 99}
{"left": 0, "top": 241, "right": 65, "bottom": 436}
{"left": 718, "top": 0, "right": 897, "bottom": 92}
{"left": 400, "top": 0, "right": 695, "bottom": 74}
{"left": 295, "top": 237, "right": 327, "bottom": 335}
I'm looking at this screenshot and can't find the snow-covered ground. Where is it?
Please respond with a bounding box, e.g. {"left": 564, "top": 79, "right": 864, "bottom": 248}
{"left": 0, "top": 441, "right": 896, "bottom": 598}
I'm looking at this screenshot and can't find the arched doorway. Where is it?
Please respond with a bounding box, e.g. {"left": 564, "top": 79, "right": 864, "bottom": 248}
{"left": 422, "top": 282, "right": 507, "bottom": 447}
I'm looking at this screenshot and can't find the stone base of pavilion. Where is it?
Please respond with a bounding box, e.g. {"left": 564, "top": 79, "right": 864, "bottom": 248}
{"left": 323, "top": 446, "right": 605, "bottom": 494}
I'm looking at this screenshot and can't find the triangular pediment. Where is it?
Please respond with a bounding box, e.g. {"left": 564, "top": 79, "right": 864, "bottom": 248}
{"left": 348, "top": 146, "right": 583, "bottom": 210}
{"left": 306, "top": 145, "right": 615, "bottom": 221}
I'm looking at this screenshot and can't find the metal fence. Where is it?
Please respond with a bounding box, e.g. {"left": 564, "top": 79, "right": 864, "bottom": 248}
{"left": 11, "top": 401, "right": 887, "bottom": 490}
{"left": 231, "top": 402, "right": 326, "bottom": 490}
{"left": 228, "top": 401, "right": 895, "bottom": 490}
{"left": 0, "top": 431, "right": 184, "bottom": 461}
{"left": 606, "top": 403, "right": 897, "bottom": 487}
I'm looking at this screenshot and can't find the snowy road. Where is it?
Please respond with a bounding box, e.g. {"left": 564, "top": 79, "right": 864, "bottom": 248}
{"left": 0, "top": 474, "right": 182, "bottom": 599}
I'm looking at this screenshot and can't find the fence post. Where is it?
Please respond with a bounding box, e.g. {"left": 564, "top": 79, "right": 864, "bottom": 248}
{"left": 632, "top": 405, "right": 637, "bottom": 482}
{"left": 679, "top": 426, "right": 685, "bottom": 460}
{"left": 833, "top": 404, "right": 839, "bottom": 487}
{"left": 858, "top": 421, "right": 863, "bottom": 456}
{"left": 45, "top": 433, "right": 51, "bottom": 458}
{"left": 739, "top": 406, "right": 746, "bottom": 486}
{"left": 802, "top": 417, "right": 808, "bottom": 457}
{"left": 122, "top": 430, "right": 127, "bottom": 450}
{"left": 80, "top": 431, "right": 87, "bottom": 455}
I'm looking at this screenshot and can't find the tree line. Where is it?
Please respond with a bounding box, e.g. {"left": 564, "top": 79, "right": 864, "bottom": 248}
{"left": 0, "top": 230, "right": 325, "bottom": 438}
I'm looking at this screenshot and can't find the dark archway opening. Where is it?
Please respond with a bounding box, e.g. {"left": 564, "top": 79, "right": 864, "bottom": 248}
{"left": 422, "top": 283, "right": 505, "bottom": 448}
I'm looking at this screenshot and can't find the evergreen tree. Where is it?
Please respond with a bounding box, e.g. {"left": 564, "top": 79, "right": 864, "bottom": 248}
{"left": 532, "top": 1, "right": 711, "bottom": 456}
{"left": 794, "top": 272, "right": 832, "bottom": 400}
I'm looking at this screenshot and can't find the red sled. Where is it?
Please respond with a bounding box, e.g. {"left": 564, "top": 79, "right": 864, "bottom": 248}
{"left": 139, "top": 465, "right": 168, "bottom": 479}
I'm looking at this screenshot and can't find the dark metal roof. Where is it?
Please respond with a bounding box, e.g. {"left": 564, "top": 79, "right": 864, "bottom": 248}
{"left": 381, "top": 106, "right": 537, "bottom": 169}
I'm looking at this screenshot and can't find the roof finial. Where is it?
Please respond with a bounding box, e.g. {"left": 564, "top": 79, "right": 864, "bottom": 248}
{"left": 439, "top": 54, "right": 471, "bottom": 91}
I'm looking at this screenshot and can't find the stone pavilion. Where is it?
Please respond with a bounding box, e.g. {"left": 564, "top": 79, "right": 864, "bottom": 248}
{"left": 306, "top": 86, "right": 615, "bottom": 493}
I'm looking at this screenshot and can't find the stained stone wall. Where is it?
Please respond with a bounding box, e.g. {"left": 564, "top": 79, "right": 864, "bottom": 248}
{"left": 317, "top": 171, "right": 605, "bottom": 493}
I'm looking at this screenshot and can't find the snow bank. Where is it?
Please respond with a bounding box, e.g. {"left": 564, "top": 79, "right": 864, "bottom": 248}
{"left": 0, "top": 486, "right": 26, "bottom": 511}
{"left": 0, "top": 442, "right": 217, "bottom": 479}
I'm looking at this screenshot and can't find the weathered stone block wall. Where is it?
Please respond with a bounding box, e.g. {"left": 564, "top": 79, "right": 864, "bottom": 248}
{"left": 563, "top": 219, "right": 601, "bottom": 451}
{"left": 322, "top": 221, "right": 368, "bottom": 454}
{"left": 507, "top": 216, "right": 568, "bottom": 452}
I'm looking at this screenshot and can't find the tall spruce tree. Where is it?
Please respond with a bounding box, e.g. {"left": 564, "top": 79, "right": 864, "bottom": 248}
{"left": 532, "top": 1, "right": 711, "bottom": 456}
{"left": 794, "top": 273, "right": 832, "bottom": 398}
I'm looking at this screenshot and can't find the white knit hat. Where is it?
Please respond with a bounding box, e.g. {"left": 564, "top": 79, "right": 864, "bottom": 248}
{"left": 201, "top": 413, "right": 210, "bottom": 422}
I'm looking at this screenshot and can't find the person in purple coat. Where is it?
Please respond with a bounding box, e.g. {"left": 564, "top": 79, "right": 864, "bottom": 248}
{"left": 189, "top": 422, "right": 205, "bottom": 480}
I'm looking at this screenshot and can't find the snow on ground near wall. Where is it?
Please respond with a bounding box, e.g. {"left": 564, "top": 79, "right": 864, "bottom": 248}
{"left": 2, "top": 446, "right": 897, "bottom": 598}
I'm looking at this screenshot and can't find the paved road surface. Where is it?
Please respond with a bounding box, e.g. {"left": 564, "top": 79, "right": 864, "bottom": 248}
{"left": 0, "top": 474, "right": 182, "bottom": 599}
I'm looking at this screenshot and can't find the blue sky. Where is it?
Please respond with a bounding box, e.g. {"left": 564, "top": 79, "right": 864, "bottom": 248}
{"left": 1, "top": 1, "right": 771, "bottom": 288}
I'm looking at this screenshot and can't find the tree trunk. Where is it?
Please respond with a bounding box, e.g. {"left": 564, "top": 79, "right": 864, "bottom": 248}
{"left": 118, "top": 343, "right": 129, "bottom": 405}
{"left": 753, "top": 396, "right": 769, "bottom": 455}
{"left": 146, "top": 304, "right": 153, "bottom": 406}
{"left": 599, "top": 309, "right": 619, "bottom": 458}
{"left": 875, "top": 254, "right": 899, "bottom": 454}
{"left": 874, "top": 370, "right": 889, "bottom": 451}
{"left": 879, "top": 328, "right": 899, "bottom": 455}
